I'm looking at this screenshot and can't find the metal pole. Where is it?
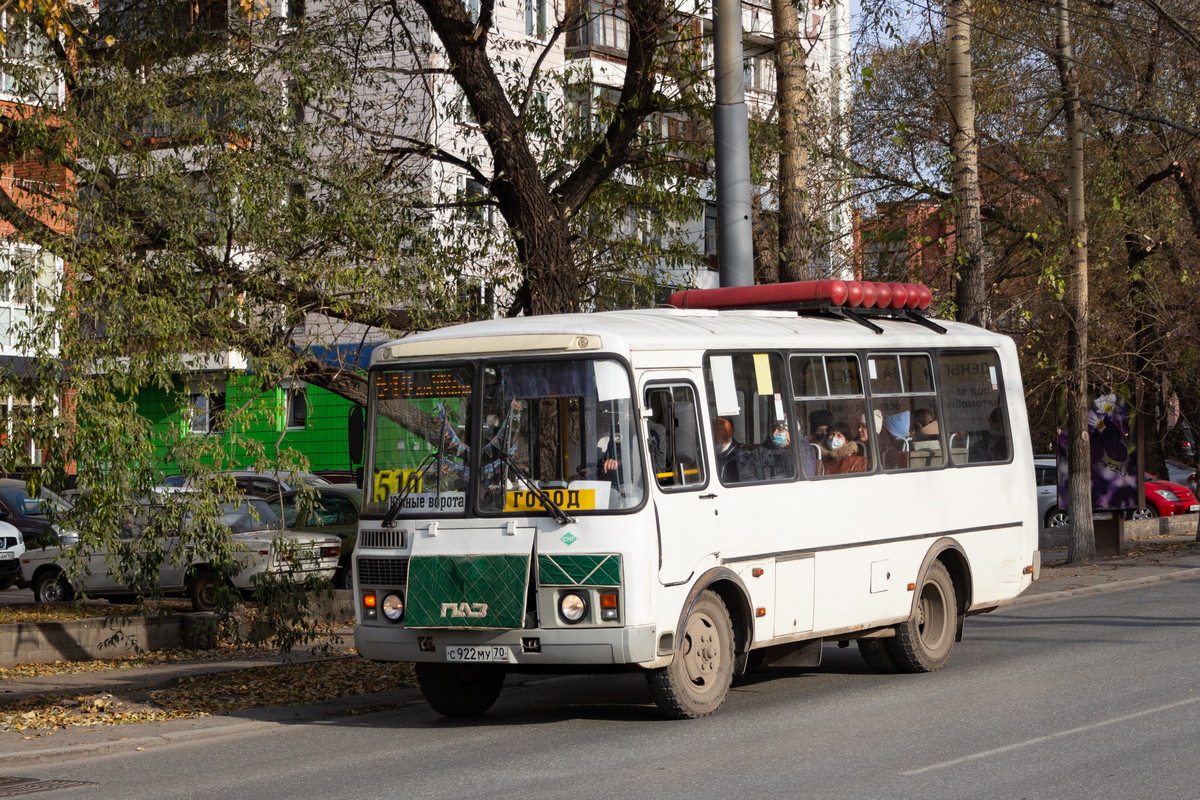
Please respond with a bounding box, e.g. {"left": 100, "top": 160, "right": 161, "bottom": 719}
{"left": 713, "top": 0, "right": 754, "bottom": 287}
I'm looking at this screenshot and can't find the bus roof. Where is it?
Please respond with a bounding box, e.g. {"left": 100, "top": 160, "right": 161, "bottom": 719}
{"left": 371, "top": 307, "right": 1010, "bottom": 367}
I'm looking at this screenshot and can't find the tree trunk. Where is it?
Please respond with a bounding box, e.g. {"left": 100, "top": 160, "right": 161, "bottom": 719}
{"left": 945, "top": 0, "right": 992, "bottom": 328}
{"left": 1055, "top": 0, "right": 1095, "bottom": 564}
{"left": 773, "top": 0, "right": 814, "bottom": 282}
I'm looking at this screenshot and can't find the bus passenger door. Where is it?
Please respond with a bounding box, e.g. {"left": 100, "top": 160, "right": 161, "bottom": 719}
{"left": 642, "top": 378, "right": 722, "bottom": 584}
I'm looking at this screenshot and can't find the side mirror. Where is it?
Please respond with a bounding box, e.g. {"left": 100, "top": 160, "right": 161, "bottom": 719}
{"left": 348, "top": 405, "right": 365, "bottom": 466}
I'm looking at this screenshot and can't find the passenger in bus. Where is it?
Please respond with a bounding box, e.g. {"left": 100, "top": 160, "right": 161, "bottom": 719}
{"left": 820, "top": 422, "right": 867, "bottom": 475}
{"left": 855, "top": 411, "right": 880, "bottom": 469}
{"left": 808, "top": 409, "right": 833, "bottom": 443}
{"left": 969, "top": 407, "right": 1009, "bottom": 462}
{"left": 799, "top": 409, "right": 832, "bottom": 477}
{"left": 912, "top": 408, "right": 939, "bottom": 443}
{"left": 881, "top": 411, "right": 910, "bottom": 469}
{"left": 712, "top": 417, "right": 741, "bottom": 483}
{"left": 757, "top": 420, "right": 795, "bottom": 480}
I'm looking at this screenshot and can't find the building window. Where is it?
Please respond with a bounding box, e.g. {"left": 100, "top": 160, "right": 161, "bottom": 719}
{"left": 0, "top": 245, "right": 58, "bottom": 356}
{"left": 189, "top": 387, "right": 226, "bottom": 434}
{"left": 743, "top": 55, "right": 774, "bottom": 94}
{"left": 525, "top": 0, "right": 549, "bottom": 39}
{"left": 569, "top": 0, "right": 626, "bottom": 52}
{"left": 285, "top": 381, "right": 307, "bottom": 430}
{"left": 0, "top": 10, "right": 57, "bottom": 102}
{"left": 461, "top": 177, "right": 494, "bottom": 224}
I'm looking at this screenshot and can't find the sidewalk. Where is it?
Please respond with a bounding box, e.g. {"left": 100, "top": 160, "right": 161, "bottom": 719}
{"left": 2, "top": 537, "right": 1198, "bottom": 767}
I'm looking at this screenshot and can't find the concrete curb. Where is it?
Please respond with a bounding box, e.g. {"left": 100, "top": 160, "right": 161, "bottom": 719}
{"left": 0, "top": 719, "right": 280, "bottom": 767}
{"left": 1003, "top": 565, "right": 1200, "bottom": 608}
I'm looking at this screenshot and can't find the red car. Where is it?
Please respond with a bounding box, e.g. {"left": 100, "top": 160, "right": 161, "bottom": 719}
{"left": 1134, "top": 474, "right": 1200, "bottom": 519}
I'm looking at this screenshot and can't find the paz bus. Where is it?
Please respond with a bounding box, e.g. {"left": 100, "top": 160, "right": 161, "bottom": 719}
{"left": 352, "top": 280, "right": 1040, "bottom": 719}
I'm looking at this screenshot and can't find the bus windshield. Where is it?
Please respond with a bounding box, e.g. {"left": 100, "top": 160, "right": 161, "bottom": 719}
{"left": 365, "top": 357, "right": 644, "bottom": 518}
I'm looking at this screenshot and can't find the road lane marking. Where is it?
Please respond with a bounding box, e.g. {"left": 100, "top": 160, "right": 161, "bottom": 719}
{"left": 903, "top": 695, "right": 1200, "bottom": 776}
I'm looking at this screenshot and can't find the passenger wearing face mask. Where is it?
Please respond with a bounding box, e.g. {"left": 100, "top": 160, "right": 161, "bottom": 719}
{"left": 820, "top": 421, "right": 867, "bottom": 475}
{"left": 756, "top": 418, "right": 796, "bottom": 479}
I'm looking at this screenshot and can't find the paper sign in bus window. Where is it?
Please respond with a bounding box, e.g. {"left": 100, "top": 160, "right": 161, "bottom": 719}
{"left": 711, "top": 355, "right": 740, "bottom": 416}
{"left": 753, "top": 353, "right": 773, "bottom": 396}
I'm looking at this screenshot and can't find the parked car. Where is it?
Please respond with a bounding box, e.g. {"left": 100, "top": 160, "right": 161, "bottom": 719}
{"left": 266, "top": 485, "right": 361, "bottom": 589}
{"left": 1035, "top": 456, "right": 1200, "bottom": 528}
{"left": 19, "top": 497, "right": 341, "bottom": 610}
{"left": 1163, "top": 459, "right": 1194, "bottom": 487}
{"left": 0, "top": 520, "right": 24, "bottom": 590}
{"left": 159, "top": 470, "right": 332, "bottom": 499}
{"left": 0, "top": 479, "right": 75, "bottom": 549}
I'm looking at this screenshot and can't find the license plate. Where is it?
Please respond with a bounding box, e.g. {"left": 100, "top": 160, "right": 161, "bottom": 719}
{"left": 0, "top": 551, "right": 14, "bottom": 560}
{"left": 445, "top": 645, "right": 509, "bottom": 663}
{"left": 1189, "top": 504, "right": 1199, "bottom": 512}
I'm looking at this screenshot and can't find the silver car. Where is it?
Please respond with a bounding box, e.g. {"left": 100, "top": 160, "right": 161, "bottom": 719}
{"left": 21, "top": 498, "right": 341, "bottom": 610}
{"left": 1036, "top": 457, "right": 1070, "bottom": 529}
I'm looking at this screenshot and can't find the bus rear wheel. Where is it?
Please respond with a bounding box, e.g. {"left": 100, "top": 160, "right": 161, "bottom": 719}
{"left": 889, "top": 560, "right": 957, "bottom": 672}
{"left": 647, "top": 590, "right": 735, "bottom": 719}
{"left": 415, "top": 663, "right": 505, "bottom": 717}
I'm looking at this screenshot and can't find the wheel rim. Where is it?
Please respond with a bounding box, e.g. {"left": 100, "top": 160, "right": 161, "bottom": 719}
{"left": 680, "top": 610, "right": 724, "bottom": 695}
{"left": 195, "top": 579, "right": 216, "bottom": 609}
{"left": 1130, "top": 508, "right": 1153, "bottom": 520}
{"left": 1047, "top": 511, "right": 1069, "bottom": 528}
{"left": 916, "top": 581, "right": 951, "bottom": 651}
{"left": 41, "top": 576, "right": 65, "bottom": 603}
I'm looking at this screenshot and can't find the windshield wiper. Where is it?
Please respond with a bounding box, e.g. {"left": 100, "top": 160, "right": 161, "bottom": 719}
{"left": 381, "top": 450, "right": 439, "bottom": 528}
{"left": 499, "top": 452, "right": 575, "bottom": 525}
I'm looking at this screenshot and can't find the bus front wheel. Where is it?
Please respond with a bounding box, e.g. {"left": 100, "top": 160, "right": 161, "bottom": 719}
{"left": 889, "top": 560, "right": 957, "bottom": 672}
{"left": 647, "top": 590, "right": 735, "bottom": 719}
{"left": 415, "top": 663, "right": 505, "bottom": 717}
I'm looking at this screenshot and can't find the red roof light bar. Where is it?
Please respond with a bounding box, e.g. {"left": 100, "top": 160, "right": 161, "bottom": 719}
{"left": 668, "top": 280, "right": 933, "bottom": 312}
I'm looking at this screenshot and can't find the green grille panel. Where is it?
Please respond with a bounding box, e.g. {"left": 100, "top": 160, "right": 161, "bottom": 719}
{"left": 406, "top": 555, "right": 529, "bottom": 629}
{"left": 538, "top": 554, "right": 622, "bottom": 586}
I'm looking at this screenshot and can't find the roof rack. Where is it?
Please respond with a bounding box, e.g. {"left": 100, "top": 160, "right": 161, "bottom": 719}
{"left": 666, "top": 280, "right": 945, "bottom": 334}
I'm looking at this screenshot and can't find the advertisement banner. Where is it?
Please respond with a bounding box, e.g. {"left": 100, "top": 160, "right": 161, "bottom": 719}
{"left": 1055, "top": 385, "right": 1138, "bottom": 511}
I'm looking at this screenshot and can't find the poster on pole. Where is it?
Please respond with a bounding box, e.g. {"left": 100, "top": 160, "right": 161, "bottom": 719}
{"left": 1055, "top": 385, "right": 1137, "bottom": 511}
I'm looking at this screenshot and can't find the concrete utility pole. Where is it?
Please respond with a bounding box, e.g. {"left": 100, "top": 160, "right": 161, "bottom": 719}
{"left": 713, "top": 0, "right": 754, "bottom": 288}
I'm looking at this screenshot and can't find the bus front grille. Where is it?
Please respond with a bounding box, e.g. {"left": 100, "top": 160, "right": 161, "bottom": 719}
{"left": 357, "top": 556, "right": 409, "bottom": 586}
{"left": 358, "top": 529, "right": 406, "bottom": 549}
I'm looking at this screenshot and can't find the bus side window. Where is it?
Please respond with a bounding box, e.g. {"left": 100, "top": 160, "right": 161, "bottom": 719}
{"left": 868, "top": 353, "right": 941, "bottom": 471}
{"left": 938, "top": 350, "right": 1010, "bottom": 465}
{"left": 791, "top": 353, "right": 873, "bottom": 478}
{"left": 704, "top": 352, "right": 795, "bottom": 485}
{"left": 645, "top": 385, "right": 707, "bottom": 489}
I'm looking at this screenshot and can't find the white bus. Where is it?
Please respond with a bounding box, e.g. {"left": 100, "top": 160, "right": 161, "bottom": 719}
{"left": 353, "top": 280, "right": 1040, "bottom": 719}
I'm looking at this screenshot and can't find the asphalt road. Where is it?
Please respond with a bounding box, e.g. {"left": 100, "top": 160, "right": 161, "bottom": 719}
{"left": 10, "top": 574, "right": 1200, "bottom": 800}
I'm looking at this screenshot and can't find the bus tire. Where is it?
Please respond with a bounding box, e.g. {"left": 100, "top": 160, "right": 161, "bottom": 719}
{"left": 415, "top": 663, "right": 505, "bottom": 717}
{"left": 647, "top": 590, "right": 735, "bottom": 719}
{"left": 889, "top": 560, "right": 957, "bottom": 672}
{"left": 857, "top": 638, "right": 900, "bottom": 673}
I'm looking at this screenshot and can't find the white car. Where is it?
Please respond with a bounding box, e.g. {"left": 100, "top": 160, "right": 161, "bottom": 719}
{"left": 0, "top": 520, "right": 24, "bottom": 590}
{"left": 20, "top": 498, "right": 341, "bottom": 610}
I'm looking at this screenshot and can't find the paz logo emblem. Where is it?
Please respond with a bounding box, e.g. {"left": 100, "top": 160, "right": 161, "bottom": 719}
{"left": 440, "top": 602, "right": 489, "bottom": 618}
{"left": 560, "top": 532, "right": 577, "bottom": 546}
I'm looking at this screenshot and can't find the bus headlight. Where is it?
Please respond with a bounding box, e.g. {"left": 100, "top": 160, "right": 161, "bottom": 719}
{"left": 381, "top": 592, "right": 405, "bottom": 622}
{"left": 558, "top": 591, "right": 588, "bottom": 624}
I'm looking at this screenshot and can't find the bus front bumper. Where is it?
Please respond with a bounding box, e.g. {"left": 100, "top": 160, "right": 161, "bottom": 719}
{"left": 355, "top": 623, "right": 661, "bottom": 667}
